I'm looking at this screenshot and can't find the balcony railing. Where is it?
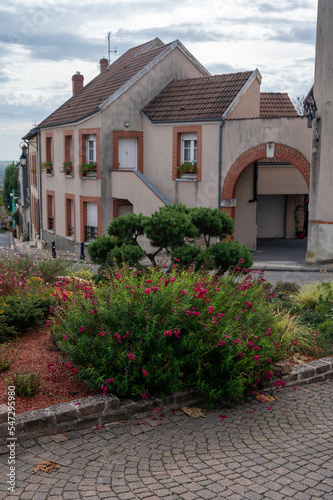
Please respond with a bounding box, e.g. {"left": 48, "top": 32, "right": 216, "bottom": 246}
{"left": 85, "top": 225, "right": 97, "bottom": 242}
{"left": 48, "top": 216, "right": 54, "bottom": 231}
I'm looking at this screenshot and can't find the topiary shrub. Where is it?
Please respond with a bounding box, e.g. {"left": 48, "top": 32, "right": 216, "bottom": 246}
{"left": 207, "top": 240, "right": 253, "bottom": 275}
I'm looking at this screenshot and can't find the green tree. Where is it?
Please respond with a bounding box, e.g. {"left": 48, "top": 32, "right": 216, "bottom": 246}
{"left": 88, "top": 204, "right": 252, "bottom": 273}
{"left": 3, "top": 162, "right": 18, "bottom": 213}
{"left": 190, "top": 206, "right": 235, "bottom": 247}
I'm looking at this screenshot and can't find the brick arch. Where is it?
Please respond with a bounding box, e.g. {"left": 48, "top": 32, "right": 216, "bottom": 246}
{"left": 222, "top": 143, "right": 310, "bottom": 199}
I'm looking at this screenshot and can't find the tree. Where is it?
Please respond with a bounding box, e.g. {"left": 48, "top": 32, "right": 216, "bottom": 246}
{"left": 291, "top": 95, "right": 305, "bottom": 116}
{"left": 3, "top": 162, "right": 18, "bottom": 213}
{"left": 88, "top": 204, "right": 253, "bottom": 273}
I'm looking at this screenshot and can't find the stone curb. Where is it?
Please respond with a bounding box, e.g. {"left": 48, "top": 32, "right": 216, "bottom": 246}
{"left": 1, "top": 357, "right": 333, "bottom": 454}
{"left": 0, "top": 390, "right": 202, "bottom": 454}
{"left": 281, "top": 356, "right": 333, "bottom": 386}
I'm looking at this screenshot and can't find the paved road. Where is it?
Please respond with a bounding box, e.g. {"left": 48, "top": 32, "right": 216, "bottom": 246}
{"left": 0, "top": 232, "right": 12, "bottom": 251}
{"left": 1, "top": 380, "right": 333, "bottom": 499}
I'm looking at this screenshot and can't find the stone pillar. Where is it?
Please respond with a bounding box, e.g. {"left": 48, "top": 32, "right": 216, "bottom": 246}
{"left": 307, "top": 0, "right": 333, "bottom": 263}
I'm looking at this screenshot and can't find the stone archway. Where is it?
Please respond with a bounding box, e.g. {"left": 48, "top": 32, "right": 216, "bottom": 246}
{"left": 221, "top": 143, "right": 311, "bottom": 246}
{"left": 222, "top": 143, "right": 310, "bottom": 201}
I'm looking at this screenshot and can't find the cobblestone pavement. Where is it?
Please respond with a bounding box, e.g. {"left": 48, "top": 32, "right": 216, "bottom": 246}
{"left": 1, "top": 381, "right": 333, "bottom": 499}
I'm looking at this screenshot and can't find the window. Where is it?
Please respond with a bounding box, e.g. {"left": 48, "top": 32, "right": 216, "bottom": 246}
{"left": 85, "top": 202, "right": 98, "bottom": 242}
{"left": 172, "top": 126, "right": 202, "bottom": 181}
{"left": 65, "top": 135, "right": 73, "bottom": 163}
{"left": 46, "top": 192, "right": 55, "bottom": 232}
{"left": 80, "top": 196, "right": 101, "bottom": 243}
{"left": 87, "top": 135, "right": 96, "bottom": 163}
{"left": 182, "top": 133, "right": 197, "bottom": 165}
{"left": 65, "top": 195, "right": 75, "bottom": 239}
{"left": 46, "top": 137, "right": 52, "bottom": 163}
{"left": 79, "top": 128, "right": 100, "bottom": 179}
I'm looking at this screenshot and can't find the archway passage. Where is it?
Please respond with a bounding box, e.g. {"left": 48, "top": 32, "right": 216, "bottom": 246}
{"left": 222, "top": 143, "right": 310, "bottom": 200}
{"left": 221, "top": 143, "right": 310, "bottom": 249}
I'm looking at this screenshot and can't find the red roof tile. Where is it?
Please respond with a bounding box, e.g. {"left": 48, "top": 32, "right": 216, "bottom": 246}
{"left": 39, "top": 40, "right": 170, "bottom": 128}
{"left": 260, "top": 92, "right": 298, "bottom": 118}
{"left": 142, "top": 72, "right": 253, "bottom": 122}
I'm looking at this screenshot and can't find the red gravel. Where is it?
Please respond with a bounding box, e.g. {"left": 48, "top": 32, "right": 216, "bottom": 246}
{"left": 0, "top": 328, "right": 97, "bottom": 414}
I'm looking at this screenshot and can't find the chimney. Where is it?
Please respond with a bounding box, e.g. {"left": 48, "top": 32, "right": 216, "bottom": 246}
{"left": 72, "top": 71, "right": 84, "bottom": 95}
{"left": 100, "top": 58, "right": 108, "bottom": 73}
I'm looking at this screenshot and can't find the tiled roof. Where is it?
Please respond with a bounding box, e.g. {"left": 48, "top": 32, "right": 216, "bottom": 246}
{"left": 142, "top": 72, "right": 253, "bottom": 123}
{"left": 39, "top": 40, "right": 170, "bottom": 128}
{"left": 260, "top": 93, "right": 298, "bottom": 118}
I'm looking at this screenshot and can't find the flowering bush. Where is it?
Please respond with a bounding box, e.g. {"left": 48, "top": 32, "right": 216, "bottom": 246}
{"left": 0, "top": 255, "right": 56, "bottom": 340}
{"left": 51, "top": 265, "right": 312, "bottom": 404}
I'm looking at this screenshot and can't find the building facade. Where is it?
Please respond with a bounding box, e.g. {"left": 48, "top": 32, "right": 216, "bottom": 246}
{"left": 23, "top": 37, "right": 311, "bottom": 253}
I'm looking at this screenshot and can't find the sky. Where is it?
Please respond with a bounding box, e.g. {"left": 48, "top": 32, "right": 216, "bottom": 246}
{"left": 0, "top": 0, "right": 318, "bottom": 161}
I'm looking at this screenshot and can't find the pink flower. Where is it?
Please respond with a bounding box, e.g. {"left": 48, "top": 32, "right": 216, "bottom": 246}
{"left": 99, "top": 332, "right": 104, "bottom": 337}
{"left": 63, "top": 334, "right": 68, "bottom": 341}
{"left": 174, "top": 257, "right": 180, "bottom": 261}
{"left": 46, "top": 320, "right": 50, "bottom": 327}
{"left": 142, "top": 369, "right": 148, "bottom": 377}
{"left": 182, "top": 289, "right": 188, "bottom": 296}
{"left": 79, "top": 327, "right": 84, "bottom": 333}
{"left": 90, "top": 310, "right": 95, "bottom": 315}
{"left": 144, "top": 288, "right": 151, "bottom": 294}
{"left": 208, "top": 306, "right": 214, "bottom": 314}
{"left": 254, "top": 355, "right": 260, "bottom": 360}
{"left": 244, "top": 301, "right": 253, "bottom": 310}
{"left": 145, "top": 279, "right": 152, "bottom": 284}
{"left": 127, "top": 352, "right": 135, "bottom": 361}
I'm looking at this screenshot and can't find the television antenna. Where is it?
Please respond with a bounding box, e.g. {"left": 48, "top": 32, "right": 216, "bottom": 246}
{"left": 108, "top": 32, "right": 117, "bottom": 64}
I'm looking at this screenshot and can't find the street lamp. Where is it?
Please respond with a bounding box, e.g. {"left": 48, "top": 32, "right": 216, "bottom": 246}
{"left": 20, "top": 151, "right": 27, "bottom": 166}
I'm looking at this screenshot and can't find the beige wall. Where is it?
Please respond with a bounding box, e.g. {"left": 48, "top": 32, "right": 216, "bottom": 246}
{"left": 258, "top": 166, "right": 308, "bottom": 194}
{"left": 111, "top": 170, "right": 167, "bottom": 215}
{"left": 40, "top": 115, "right": 101, "bottom": 241}
{"left": 234, "top": 165, "right": 257, "bottom": 248}
{"left": 101, "top": 47, "right": 208, "bottom": 233}
{"left": 228, "top": 78, "right": 261, "bottom": 119}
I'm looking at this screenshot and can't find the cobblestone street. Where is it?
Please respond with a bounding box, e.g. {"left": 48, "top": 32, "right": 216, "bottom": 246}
{"left": 1, "top": 381, "right": 333, "bottom": 499}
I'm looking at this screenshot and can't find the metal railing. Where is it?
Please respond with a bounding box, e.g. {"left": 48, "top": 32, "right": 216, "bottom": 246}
{"left": 85, "top": 225, "right": 97, "bottom": 242}
{"left": 48, "top": 216, "right": 54, "bottom": 231}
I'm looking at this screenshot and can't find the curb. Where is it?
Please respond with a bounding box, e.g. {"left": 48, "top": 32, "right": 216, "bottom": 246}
{"left": 281, "top": 356, "right": 333, "bottom": 386}
{"left": 1, "top": 357, "right": 333, "bottom": 453}
{"left": 0, "top": 390, "right": 202, "bottom": 454}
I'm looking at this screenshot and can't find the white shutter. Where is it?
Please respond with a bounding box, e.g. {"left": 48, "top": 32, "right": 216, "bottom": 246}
{"left": 87, "top": 203, "right": 97, "bottom": 227}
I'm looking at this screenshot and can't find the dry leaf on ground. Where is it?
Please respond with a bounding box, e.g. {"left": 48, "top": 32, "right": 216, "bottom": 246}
{"left": 181, "top": 406, "right": 206, "bottom": 418}
{"left": 32, "top": 460, "right": 60, "bottom": 474}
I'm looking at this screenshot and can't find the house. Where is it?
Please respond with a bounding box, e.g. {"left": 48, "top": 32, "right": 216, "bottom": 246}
{"left": 22, "top": 38, "right": 312, "bottom": 253}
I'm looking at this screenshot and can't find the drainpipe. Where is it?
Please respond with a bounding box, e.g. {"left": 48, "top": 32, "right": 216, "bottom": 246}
{"left": 38, "top": 128, "right": 43, "bottom": 241}
{"left": 218, "top": 117, "right": 226, "bottom": 211}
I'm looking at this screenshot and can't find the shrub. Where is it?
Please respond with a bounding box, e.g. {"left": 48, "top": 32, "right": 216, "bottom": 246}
{"left": 88, "top": 235, "right": 120, "bottom": 264}
{"left": 6, "top": 369, "right": 41, "bottom": 397}
{"left": 52, "top": 266, "right": 306, "bottom": 405}
{"left": 272, "top": 281, "right": 301, "bottom": 303}
{"left": 0, "top": 344, "right": 17, "bottom": 372}
{"left": 0, "top": 289, "right": 54, "bottom": 337}
{"left": 105, "top": 244, "right": 146, "bottom": 268}
{"left": 207, "top": 240, "right": 253, "bottom": 275}
{"left": 36, "top": 258, "right": 71, "bottom": 284}
{"left": 171, "top": 245, "right": 208, "bottom": 271}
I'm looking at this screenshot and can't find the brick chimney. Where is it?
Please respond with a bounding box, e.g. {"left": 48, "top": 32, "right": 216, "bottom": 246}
{"left": 100, "top": 58, "right": 108, "bottom": 73}
{"left": 72, "top": 71, "right": 84, "bottom": 95}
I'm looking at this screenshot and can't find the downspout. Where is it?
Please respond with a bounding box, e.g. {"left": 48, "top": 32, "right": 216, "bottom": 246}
{"left": 218, "top": 116, "right": 226, "bottom": 211}
{"left": 38, "top": 128, "right": 42, "bottom": 240}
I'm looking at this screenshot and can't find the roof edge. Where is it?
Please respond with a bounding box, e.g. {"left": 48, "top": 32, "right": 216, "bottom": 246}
{"left": 100, "top": 40, "right": 210, "bottom": 112}
{"left": 223, "top": 68, "right": 262, "bottom": 119}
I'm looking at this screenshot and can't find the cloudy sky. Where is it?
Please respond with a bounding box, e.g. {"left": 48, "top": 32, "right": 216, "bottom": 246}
{"left": 0, "top": 0, "right": 318, "bottom": 161}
